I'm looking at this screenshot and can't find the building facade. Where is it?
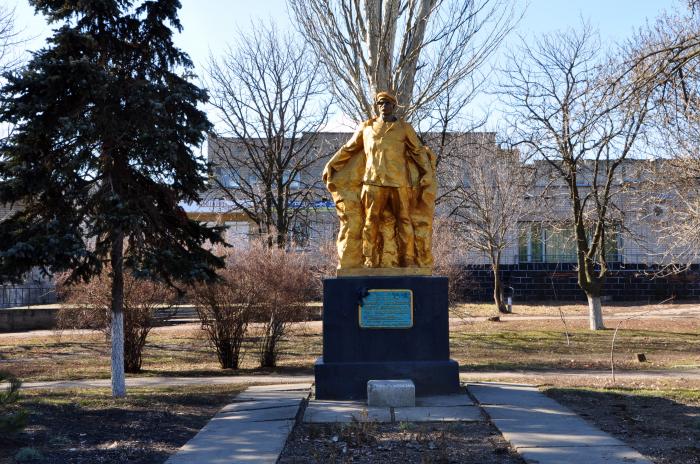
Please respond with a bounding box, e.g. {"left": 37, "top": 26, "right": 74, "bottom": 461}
{"left": 196, "top": 132, "right": 700, "bottom": 302}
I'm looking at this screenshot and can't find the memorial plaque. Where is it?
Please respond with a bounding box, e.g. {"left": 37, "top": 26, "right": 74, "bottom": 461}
{"left": 359, "top": 289, "right": 413, "bottom": 329}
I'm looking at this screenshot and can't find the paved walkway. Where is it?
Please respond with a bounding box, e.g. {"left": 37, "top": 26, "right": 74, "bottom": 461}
{"left": 18, "top": 366, "right": 700, "bottom": 390}
{"left": 166, "top": 383, "right": 311, "bottom": 464}
{"left": 162, "top": 381, "right": 652, "bottom": 464}
{"left": 469, "top": 382, "right": 650, "bottom": 464}
{"left": 20, "top": 374, "right": 316, "bottom": 390}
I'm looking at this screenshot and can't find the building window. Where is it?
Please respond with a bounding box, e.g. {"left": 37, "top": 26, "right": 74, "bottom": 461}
{"left": 214, "top": 167, "right": 239, "bottom": 188}
{"left": 283, "top": 170, "right": 302, "bottom": 190}
{"left": 518, "top": 222, "right": 620, "bottom": 263}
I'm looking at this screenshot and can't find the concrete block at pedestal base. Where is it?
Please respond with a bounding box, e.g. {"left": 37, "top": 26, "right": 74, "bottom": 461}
{"left": 367, "top": 379, "right": 415, "bottom": 407}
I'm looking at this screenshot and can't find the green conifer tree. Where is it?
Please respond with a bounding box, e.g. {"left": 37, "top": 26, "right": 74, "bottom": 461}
{"left": 0, "top": 371, "right": 27, "bottom": 435}
{"left": 0, "top": 0, "right": 224, "bottom": 397}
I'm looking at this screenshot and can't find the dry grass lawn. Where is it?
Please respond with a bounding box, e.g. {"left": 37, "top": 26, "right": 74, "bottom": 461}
{"left": 1, "top": 303, "right": 698, "bottom": 384}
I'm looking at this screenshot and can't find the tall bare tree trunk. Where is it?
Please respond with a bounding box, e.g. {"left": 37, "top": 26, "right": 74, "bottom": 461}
{"left": 578, "top": 254, "right": 606, "bottom": 330}
{"left": 365, "top": 0, "right": 400, "bottom": 94}
{"left": 587, "top": 294, "right": 605, "bottom": 330}
{"left": 111, "top": 232, "right": 126, "bottom": 398}
{"left": 491, "top": 256, "right": 507, "bottom": 314}
{"left": 395, "top": 0, "right": 434, "bottom": 107}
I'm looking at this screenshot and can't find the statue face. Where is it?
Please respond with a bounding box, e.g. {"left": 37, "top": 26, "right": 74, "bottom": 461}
{"left": 376, "top": 98, "right": 395, "bottom": 119}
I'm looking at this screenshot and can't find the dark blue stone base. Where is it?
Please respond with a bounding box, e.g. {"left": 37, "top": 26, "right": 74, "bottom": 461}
{"left": 315, "top": 357, "right": 460, "bottom": 400}
{"left": 315, "top": 276, "right": 460, "bottom": 400}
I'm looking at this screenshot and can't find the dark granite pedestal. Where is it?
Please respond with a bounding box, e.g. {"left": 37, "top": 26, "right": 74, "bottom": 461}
{"left": 315, "top": 276, "right": 460, "bottom": 400}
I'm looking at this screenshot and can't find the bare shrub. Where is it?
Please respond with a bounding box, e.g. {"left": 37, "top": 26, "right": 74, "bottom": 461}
{"left": 432, "top": 215, "right": 468, "bottom": 307}
{"left": 243, "top": 239, "right": 317, "bottom": 368}
{"left": 57, "top": 270, "right": 175, "bottom": 373}
{"left": 191, "top": 265, "right": 255, "bottom": 370}
{"left": 314, "top": 238, "right": 339, "bottom": 280}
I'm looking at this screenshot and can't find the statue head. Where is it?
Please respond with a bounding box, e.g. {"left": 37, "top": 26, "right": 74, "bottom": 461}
{"left": 374, "top": 91, "right": 397, "bottom": 120}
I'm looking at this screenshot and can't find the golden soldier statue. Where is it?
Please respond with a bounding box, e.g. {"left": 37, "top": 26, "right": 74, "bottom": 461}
{"left": 323, "top": 92, "right": 437, "bottom": 275}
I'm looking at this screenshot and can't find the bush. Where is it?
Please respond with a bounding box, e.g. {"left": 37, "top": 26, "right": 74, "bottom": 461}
{"left": 194, "top": 239, "right": 316, "bottom": 369}
{"left": 57, "top": 270, "right": 175, "bottom": 373}
{"left": 249, "top": 241, "right": 316, "bottom": 367}
{"left": 0, "top": 371, "right": 27, "bottom": 437}
{"left": 192, "top": 266, "right": 254, "bottom": 369}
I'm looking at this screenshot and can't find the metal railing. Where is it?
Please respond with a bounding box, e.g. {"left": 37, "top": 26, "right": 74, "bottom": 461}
{"left": 0, "top": 286, "right": 57, "bottom": 309}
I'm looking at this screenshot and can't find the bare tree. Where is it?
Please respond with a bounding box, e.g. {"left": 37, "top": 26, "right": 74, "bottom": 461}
{"left": 628, "top": 7, "right": 700, "bottom": 270}
{"left": 448, "top": 141, "right": 533, "bottom": 313}
{"left": 205, "top": 22, "right": 330, "bottom": 248}
{"left": 501, "top": 24, "right": 654, "bottom": 329}
{"left": 0, "top": 5, "right": 22, "bottom": 76}
{"left": 0, "top": 5, "right": 25, "bottom": 143}
{"left": 288, "top": 0, "right": 518, "bottom": 121}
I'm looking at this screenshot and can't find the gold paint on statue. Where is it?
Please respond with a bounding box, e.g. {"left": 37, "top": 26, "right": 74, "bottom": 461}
{"left": 323, "top": 92, "right": 437, "bottom": 275}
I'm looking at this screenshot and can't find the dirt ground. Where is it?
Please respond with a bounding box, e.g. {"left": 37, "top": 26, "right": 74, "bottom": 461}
{"left": 0, "top": 385, "right": 243, "bottom": 464}
{"left": 278, "top": 421, "right": 524, "bottom": 464}
{"left": 545, "top": 387, "right": 700, "bottom": 464}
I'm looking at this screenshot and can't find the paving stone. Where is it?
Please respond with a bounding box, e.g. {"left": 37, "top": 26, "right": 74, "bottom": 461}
{"left": 234, "top": 390, "right": 309, "bottom": 401}
{"left": 246, "top": 383, "right": 312, "bottom": 392}
{"left": 482, "top": 404, "right": 624, "bottom": 448}
{"left": 416, "top": 394, "right": 474, "bottom": 407}
{"left": 518, "top": 445, "right": 652, "bottom": 464}
{"left": 219, "top": 398, "right": 301, "bottom": 414}
{"left": 469, "top": 382, "right": 560, "bottom": 408}
{"left": 217, "top": 404, "right": 300, "bottom": 422}
{"left": 166, "top": 418, "right": 294, "bottom": 464}
{"left": 303, "top": 400, "right": 391, "bottom": 423}
{"left": 394, "top": 405, "right": 481, "bottom": 422}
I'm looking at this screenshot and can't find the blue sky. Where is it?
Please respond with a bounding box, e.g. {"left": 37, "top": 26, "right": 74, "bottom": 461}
{"left": 7, "top": 0, "right": 683, "bottom": 130}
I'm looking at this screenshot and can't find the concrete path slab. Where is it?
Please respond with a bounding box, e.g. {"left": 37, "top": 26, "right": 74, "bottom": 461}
{"left": 234, "top": 390, "right": 310, "bottom": 401}
{"left": 416, "top": 394, "right": 474, "bottom": 407}
{"left": 482, "top": 405, "right": 624, "bottom": 448}
{"left": 519, "top": 445, "right": 651, "bottom": 464}
{"left": 219, "top": 399, "right": 301, "bottom": 414}
{"left": 468, "top": 382, "right": 652, "bottom": 464}
{"left": 468, "top": 382, "right": 560, "bottom": 408}
{"left": 166, "top": 418, "right": 294, "bottom": 464}
{"left": 217, "top": 404, "right": 300, "bottom": 422}
{"left": 245, "top": 383, "right": 311, "bottom": 392}
{"left": 394, "top": 405, "right": 481, "bottom": 422}
{"left": 166, "top": 383, "right": 310, "bottom": 464}
{"left": 303, "top": 400, "right": 391, "bottom": 423}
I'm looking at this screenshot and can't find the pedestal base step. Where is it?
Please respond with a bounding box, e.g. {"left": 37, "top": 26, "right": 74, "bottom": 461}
{"left": 315, "top": 357, "right": 460, "bottom": 400}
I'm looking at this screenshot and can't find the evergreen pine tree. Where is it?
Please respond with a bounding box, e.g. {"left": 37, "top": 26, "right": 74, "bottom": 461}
{"left": 0, "top": 371, "right": 27, "bottom": 435}
{"left": 0, "top": 0, "right": 224, "bottom": 397}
